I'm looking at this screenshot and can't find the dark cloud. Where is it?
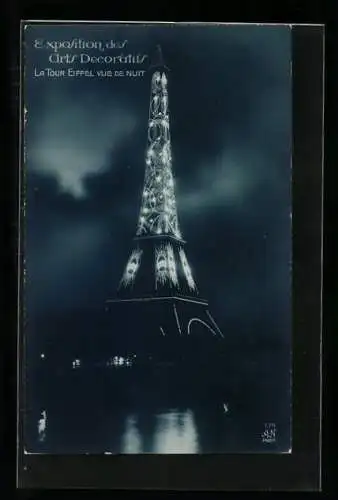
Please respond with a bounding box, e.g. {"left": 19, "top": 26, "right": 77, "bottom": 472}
{"left": 23, "top": 24, "right": 292, "bottom": 350}
{"left": 27, "top": 90, "right": 138, "bottom": 197}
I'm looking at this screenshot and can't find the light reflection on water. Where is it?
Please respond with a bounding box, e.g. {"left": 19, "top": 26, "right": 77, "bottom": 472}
{"left": 121, "top": 415, "right": 142, "bottom": 454}
{"left": 120, "top": 409, "right": 199, "bottom": 454}
{"left": 34, "top": 406, "right": 203, "bottom": 454}
{"left": 30, "top": 401, "right": 289, "bottom": 454}
{"left": 29, "top": 372, "right": 290, "bottom": 454}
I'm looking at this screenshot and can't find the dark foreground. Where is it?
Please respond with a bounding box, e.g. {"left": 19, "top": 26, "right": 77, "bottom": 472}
{"left": 23, "top": 346, "right": 292, "bottom": 454}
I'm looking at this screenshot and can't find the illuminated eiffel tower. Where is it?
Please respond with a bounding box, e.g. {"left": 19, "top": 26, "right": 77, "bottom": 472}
{"left": 106, "top": 46, "right": 223, "bottom": 356}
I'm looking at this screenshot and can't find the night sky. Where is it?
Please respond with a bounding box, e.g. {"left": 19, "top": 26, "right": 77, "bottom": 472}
{"left": 23, "top": 23, "right": 292, "bottom": 363}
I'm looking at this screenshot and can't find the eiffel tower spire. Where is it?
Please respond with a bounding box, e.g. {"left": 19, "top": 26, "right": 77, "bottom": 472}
{"left": 106, "top": 47, "right": 223, "bottom": 348}
{"left": 149, "top": 44, "right": 169, "bottom": 71}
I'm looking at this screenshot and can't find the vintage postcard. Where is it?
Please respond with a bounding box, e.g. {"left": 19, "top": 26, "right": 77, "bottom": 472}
{"left": 20, "top": 22, "right": 292, "bottom": 455}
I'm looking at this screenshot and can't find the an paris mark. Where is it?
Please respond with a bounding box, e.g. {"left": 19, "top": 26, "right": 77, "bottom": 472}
{"left": 261, "top": 423, "right": 277, "bottom": 444}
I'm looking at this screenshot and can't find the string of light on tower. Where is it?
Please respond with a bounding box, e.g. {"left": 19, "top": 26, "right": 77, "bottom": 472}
{"left": 136, "top": 71, "right": 181, "bottom": 239}
{"left": 179, "top": 248, "right": 197, "bottom": 291}
{"left": 120, "top": 248, "right": 143, "bottom": 287}
{"left": 155, "top": 243, "right": 179, "bottom": 289}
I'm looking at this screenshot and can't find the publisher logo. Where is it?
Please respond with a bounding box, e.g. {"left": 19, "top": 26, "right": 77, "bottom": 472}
{"left": 261, "top": 423, "right": 277, "bottom": 443}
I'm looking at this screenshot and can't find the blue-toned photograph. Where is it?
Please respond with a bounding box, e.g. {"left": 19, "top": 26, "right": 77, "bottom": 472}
{"left": 22, "top": 22, "right": 292, "bottom": 454}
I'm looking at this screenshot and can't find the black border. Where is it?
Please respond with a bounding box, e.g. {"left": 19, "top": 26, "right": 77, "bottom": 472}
{"left": 15, "top": 22, "right": 324, "bottom": 491}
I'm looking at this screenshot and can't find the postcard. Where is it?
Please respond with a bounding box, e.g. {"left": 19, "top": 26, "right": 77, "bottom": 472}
{"left": 21, "top": 22, "right": 293, "bottom": 455}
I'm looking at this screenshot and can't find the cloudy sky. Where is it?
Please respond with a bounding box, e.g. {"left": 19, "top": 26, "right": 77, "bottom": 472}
{"left": 23, "top": 23, "right": 292, "bottom": 358}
